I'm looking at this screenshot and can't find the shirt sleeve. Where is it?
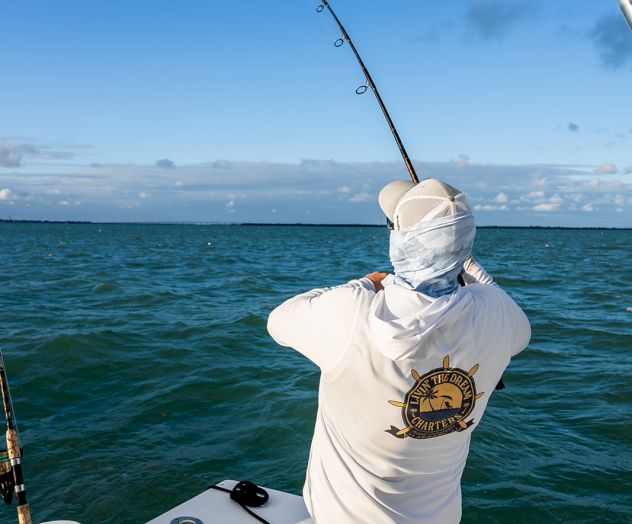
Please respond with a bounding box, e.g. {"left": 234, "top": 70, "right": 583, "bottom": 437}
{"left": 267, "top": 278, "right": 374, "bottom": 373}
{"left": 466, "top": 259, "right": 530, "bottom": 357}
{"left": 461, "top": 257, "right": 495, "bottom": 286}
{"left": 507, "top": 296, "right": 531, "bottom": 357}
{"left": 495, "top": 287, "right": 531, "bottom": 357}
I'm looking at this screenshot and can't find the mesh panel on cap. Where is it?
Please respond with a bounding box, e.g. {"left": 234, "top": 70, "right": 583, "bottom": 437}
{"left": 395, "top": 197, "right": 449, "bottom": 230}
{"left": 394, "top": 191, "right": 471, "bottom": 230}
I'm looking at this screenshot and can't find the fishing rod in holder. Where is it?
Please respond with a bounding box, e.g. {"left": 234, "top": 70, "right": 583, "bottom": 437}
{"left": 0, "top": 350, "right": 31, "bottom": 524}
{"left": 315, "top": 0, "right": 420, "bottom": 183}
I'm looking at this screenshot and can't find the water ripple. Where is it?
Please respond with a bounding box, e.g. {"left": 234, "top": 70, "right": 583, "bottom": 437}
{"left": 1, "top": 224, "right": 630, "bottom": 523}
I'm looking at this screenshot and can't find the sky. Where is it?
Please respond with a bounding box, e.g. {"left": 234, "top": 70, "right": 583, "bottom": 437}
{"left": 1, "top": 0, "right": 631, "bottom": 226}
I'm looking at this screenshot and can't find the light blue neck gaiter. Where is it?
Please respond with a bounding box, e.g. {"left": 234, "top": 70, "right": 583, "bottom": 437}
{"left": 384, "top": 212, "right": 476, "bottom": 298}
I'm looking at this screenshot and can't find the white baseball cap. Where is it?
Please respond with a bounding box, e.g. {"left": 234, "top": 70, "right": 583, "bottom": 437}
{"left": 378, "top": 178, "right": 471, "bottom": 231}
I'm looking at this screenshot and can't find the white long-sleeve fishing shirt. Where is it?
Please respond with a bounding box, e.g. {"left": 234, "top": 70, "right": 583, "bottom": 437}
{"left": 267, "top": 259, "right": 530, "bottom": 524}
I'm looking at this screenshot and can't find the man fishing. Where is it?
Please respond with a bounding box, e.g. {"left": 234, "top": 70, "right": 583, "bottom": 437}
{"left": 268, "top": 178, "right": 530, "bottom": 524}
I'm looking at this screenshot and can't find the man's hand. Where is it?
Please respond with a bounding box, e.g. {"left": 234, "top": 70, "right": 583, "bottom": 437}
{"left": 364, "top": 272, "right": 388, "bottom": 292}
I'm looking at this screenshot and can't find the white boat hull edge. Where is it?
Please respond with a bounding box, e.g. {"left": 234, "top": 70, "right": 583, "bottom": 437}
{"left": 146, "top": 480, "right": 314, "bottom": 524}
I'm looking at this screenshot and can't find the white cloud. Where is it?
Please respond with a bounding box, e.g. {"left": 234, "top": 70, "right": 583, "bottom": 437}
{"left": 532, "top": 194, "right": 563, "bottom": 212}
{"left": 608, "top": 179, "right": 624, "bottom": 190}
{"left": 2, "top": 158, "right": 630, "bottom": 224}
{"left": 533, "top": 202, "right": 560, "bottom": 212}
{"left": 595, "top": 163, "right": 617, "bottom": 174}
{"left": 349, "top": 192, "right": 372, "bottom": 203}
{"left": 0, "top": 149, "right": 21, "bottom": 167}
{"left": 614, "top": 194, "right": 625, "bottom": 206}
{"left": 494, "top": 192, "right": 508, "bottom": 203}
{"left": 212, "top": 159, "right": 230, "bottom": 169}
{"left": 582, "top": 203, "right": 594, "bottom": 212}
{"left": 521, "top": 190, "right": 545, "bottom": 202}
{"left": 594, "top": 194, "right": 612, "bottom": 205}
{"left": 349, "top": 184, "right": 373, "bottom": 203}
{"left": 585, "top": 177, "right": 600, "bottom": 189}
{"left": 0, "top": 188, "right": 16, "bottom": 200}
{"left": 456, "top": 154, "right": 469, "bottom": 168}
{"left": 549, "top": 194, "right": 563, "bottom": 205}
{"left": 474, "top": 204, "right": 508, "bottom": 211}
{"left": 139, "top": 191, "right": 148, "bottom": 199}
{"left": 532, "top": 175, "right": 547, "bottom": 188}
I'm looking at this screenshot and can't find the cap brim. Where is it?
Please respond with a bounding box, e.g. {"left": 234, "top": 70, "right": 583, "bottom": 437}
{"left": 378, "top": 180, "right": 416, "bottom": 222}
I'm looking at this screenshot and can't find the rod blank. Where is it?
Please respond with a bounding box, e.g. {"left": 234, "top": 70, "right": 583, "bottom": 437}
{"left": 317, "top": 1, "right": 420, "bottom": 183}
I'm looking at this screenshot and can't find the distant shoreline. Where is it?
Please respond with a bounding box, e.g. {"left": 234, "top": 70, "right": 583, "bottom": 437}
{"left": 0, "top": 219, "right": 630, "bottom": 230}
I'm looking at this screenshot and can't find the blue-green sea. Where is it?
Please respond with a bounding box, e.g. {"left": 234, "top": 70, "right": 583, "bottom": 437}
{"left": 1, "top": 223, "right": 631, "bottom": 523}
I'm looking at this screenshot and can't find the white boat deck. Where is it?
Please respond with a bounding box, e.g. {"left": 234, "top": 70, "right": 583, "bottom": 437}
{"left": 146, "top": 480, "right": 313, "bottom": 524}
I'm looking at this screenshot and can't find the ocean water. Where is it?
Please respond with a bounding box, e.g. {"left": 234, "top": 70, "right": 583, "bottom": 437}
{"left": 0, "top": 223, "right": 631, "bottom": 524}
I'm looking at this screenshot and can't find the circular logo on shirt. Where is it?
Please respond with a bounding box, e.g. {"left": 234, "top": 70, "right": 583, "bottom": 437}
{"left": 386, "top": 355, "right": 485, "bottom": 439}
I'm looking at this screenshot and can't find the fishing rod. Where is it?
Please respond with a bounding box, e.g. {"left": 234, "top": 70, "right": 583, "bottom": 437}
{"left": 621, "top": 0, "right": 632, "bottom": 30}
{"left": 315, "top": 1, "right": 420, "bottom": 184}
{"left": 0, "top": 350, "right": 31, "bottom": 524}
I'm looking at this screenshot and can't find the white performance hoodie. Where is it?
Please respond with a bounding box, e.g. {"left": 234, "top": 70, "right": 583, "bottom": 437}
{"left": 267, "top": 259, "right": 530, "bottom": 524}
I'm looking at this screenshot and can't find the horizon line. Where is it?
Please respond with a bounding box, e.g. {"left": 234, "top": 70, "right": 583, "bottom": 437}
{"left": 1, "top": 219, "right": 630, "bottom": 231}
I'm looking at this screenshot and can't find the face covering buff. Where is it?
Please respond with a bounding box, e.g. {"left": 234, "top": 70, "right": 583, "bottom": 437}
{"left": 384, "top": 212, "right": 476, "bottom": 298}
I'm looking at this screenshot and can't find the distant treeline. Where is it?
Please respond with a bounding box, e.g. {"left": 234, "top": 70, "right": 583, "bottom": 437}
{"left": 1, "top": 218, "right": 630, "bottom": 230}
{"left": 241, "top": 223, "right": 632, "bottom": 230}
{"left": 0, "top": 218, "right": 91, "bottom": 224}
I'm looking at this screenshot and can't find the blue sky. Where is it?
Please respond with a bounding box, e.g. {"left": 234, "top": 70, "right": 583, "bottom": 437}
{"left": 1, "top": 0, "right": 631, "bottom": 225}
